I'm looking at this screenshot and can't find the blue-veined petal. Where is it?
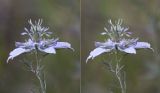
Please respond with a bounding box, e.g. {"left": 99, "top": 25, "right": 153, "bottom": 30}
{"left": 39, "top": 47, "right": 56, "bottom": 54}
{"left": 15, "top": 39, "right": 35, "bottom": 49}
{"left": 135, "top": 42, "right": 151, "bottom": 49}
{"left": 54, "top": 42, "right": 74, "bottom": 51}
{"left": 7, "top": 48, "right": 32, "bottom": 63}
{"left": 86, "top": 47, "right": 112, "bottom": 63}
{"left": 119, "top": 47, "right": 136, "bottom": 54}
{"left": 95, "top": 39, "right": 115, "bottom": 48}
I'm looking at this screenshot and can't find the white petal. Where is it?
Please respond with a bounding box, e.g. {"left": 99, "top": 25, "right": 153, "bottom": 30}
{"left": 7, "top": 48, "right": 31, "bottom": 63}
{"left": 119, "top": 47, "right": 136, "bottom": 54}
{"left": 54, "top": 42, "right": 74, "bottom": 50}
{"left": 135, "top": 42, "right": 151, "bottom": 49}
{"left": 40, "top": 47, "right": 56, "bottom": 54}
{"left": 101, "top": 32, "right": 106, "bottom": 35}
{"left": 86, "top": 47, "right": 112, "bottom": 63}
{"left": 21, "top": 32, "right": 27, "bottom": 35}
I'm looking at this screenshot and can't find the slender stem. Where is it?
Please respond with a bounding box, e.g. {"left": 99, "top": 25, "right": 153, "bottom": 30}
{"left": 37, "top": 74, "right": 46, "bottom": 93}
{"left": 115, "top": 52, "right": 126, "bottom": 93}
{"left": 35, "top": 50, "right": 46, "bottom": 93}
{"left": 116, "top": 71, "right": 125, "bottom": 93}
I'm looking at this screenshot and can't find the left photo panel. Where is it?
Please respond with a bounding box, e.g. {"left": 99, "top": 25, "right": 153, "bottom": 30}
{"left": 0, "top": 0, "right": 80, "bottom": 93}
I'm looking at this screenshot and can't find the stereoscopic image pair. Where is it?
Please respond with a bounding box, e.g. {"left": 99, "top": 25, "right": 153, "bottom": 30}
{"left": 0, "top": 0, "right": 159, "bottom": 93}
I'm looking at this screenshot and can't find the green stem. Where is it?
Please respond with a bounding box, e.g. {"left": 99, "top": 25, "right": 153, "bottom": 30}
{"left": 37, "top": 73, "right": 46, "bottom": 93}
{"left": 115, "top": 52, "right": 126, "bottom": 93}
{"left": 116, "top": 72, "right": 125, "bottom": 93}
{"left": 35, "top": 50, "right": 46, "bottom": 93}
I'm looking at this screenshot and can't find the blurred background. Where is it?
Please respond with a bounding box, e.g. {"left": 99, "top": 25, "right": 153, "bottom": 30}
{"left": 2, "top": 0, "right": 160, "bottom": 93}
{"left": 82, "top": 0, "right": 160, "bottom": 93}
{"left": 0, "top": 0, "right": 80, "bottom": 93}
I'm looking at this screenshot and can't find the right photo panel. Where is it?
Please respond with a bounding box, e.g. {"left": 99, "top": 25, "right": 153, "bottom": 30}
{"left": 82, "top": 0, "right": 160, "bottom": 93}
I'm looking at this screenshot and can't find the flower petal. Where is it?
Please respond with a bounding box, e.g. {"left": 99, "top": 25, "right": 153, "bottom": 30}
{"left": 39, "top": 47, "right": 56, "bottom": 54}
{"left": 135, "top": 42, "right": 152, "bottom": 49}
{"left": 7, "top": 48, "right": 31, "bottom": 63}
{"left": 15, "top": 39, "right": 35, "bottom": 49}
{"left": 95, "top": 39, "right": 115, "bottom": 48}
{"left": 95, "top": 42, "right": 106, "bottom": 47}
{"left": 119, "top": 47, "right": 136, "bottom": 54}
{"left": 86, "top": 47, "right": 112, "bottom": 63}
{"left": 101, "top": 32, "right": 107, "bottom": 35}
{"left": 54, "top": 42, "right": 74, "bottom": 51}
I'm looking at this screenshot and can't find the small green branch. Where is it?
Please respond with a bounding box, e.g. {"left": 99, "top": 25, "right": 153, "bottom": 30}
{"left": 36, "top": 71, "right": 46, "bottom": 93}
{"left": 104, "top": 52, "right": 126, "bottom": 93}
{"left": 35, "top": 49, "right": 46, "bottom": 93}
{"left": 115, "top": 67, "right": 126, "bottom": 93}
{"left": 115, "top": 52, "right": 126, "bottom": 93}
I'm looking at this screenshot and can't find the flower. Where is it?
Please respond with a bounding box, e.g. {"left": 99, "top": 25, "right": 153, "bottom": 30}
{"left": 7, "top": 19, "right": 74, "bottom": 63}
{"left": 86, "top": 19, "right": 153, "bottom": 62}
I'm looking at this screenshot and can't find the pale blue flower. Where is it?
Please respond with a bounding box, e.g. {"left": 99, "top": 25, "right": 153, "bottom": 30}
{"left": 86, "top": 39, "right": 152, "bottom": 62}
{"left": 7, "top": 19, "right": 73, "bottom": 63}
{"left": 86, "top": 19, "right": 153, "bottom": 62}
